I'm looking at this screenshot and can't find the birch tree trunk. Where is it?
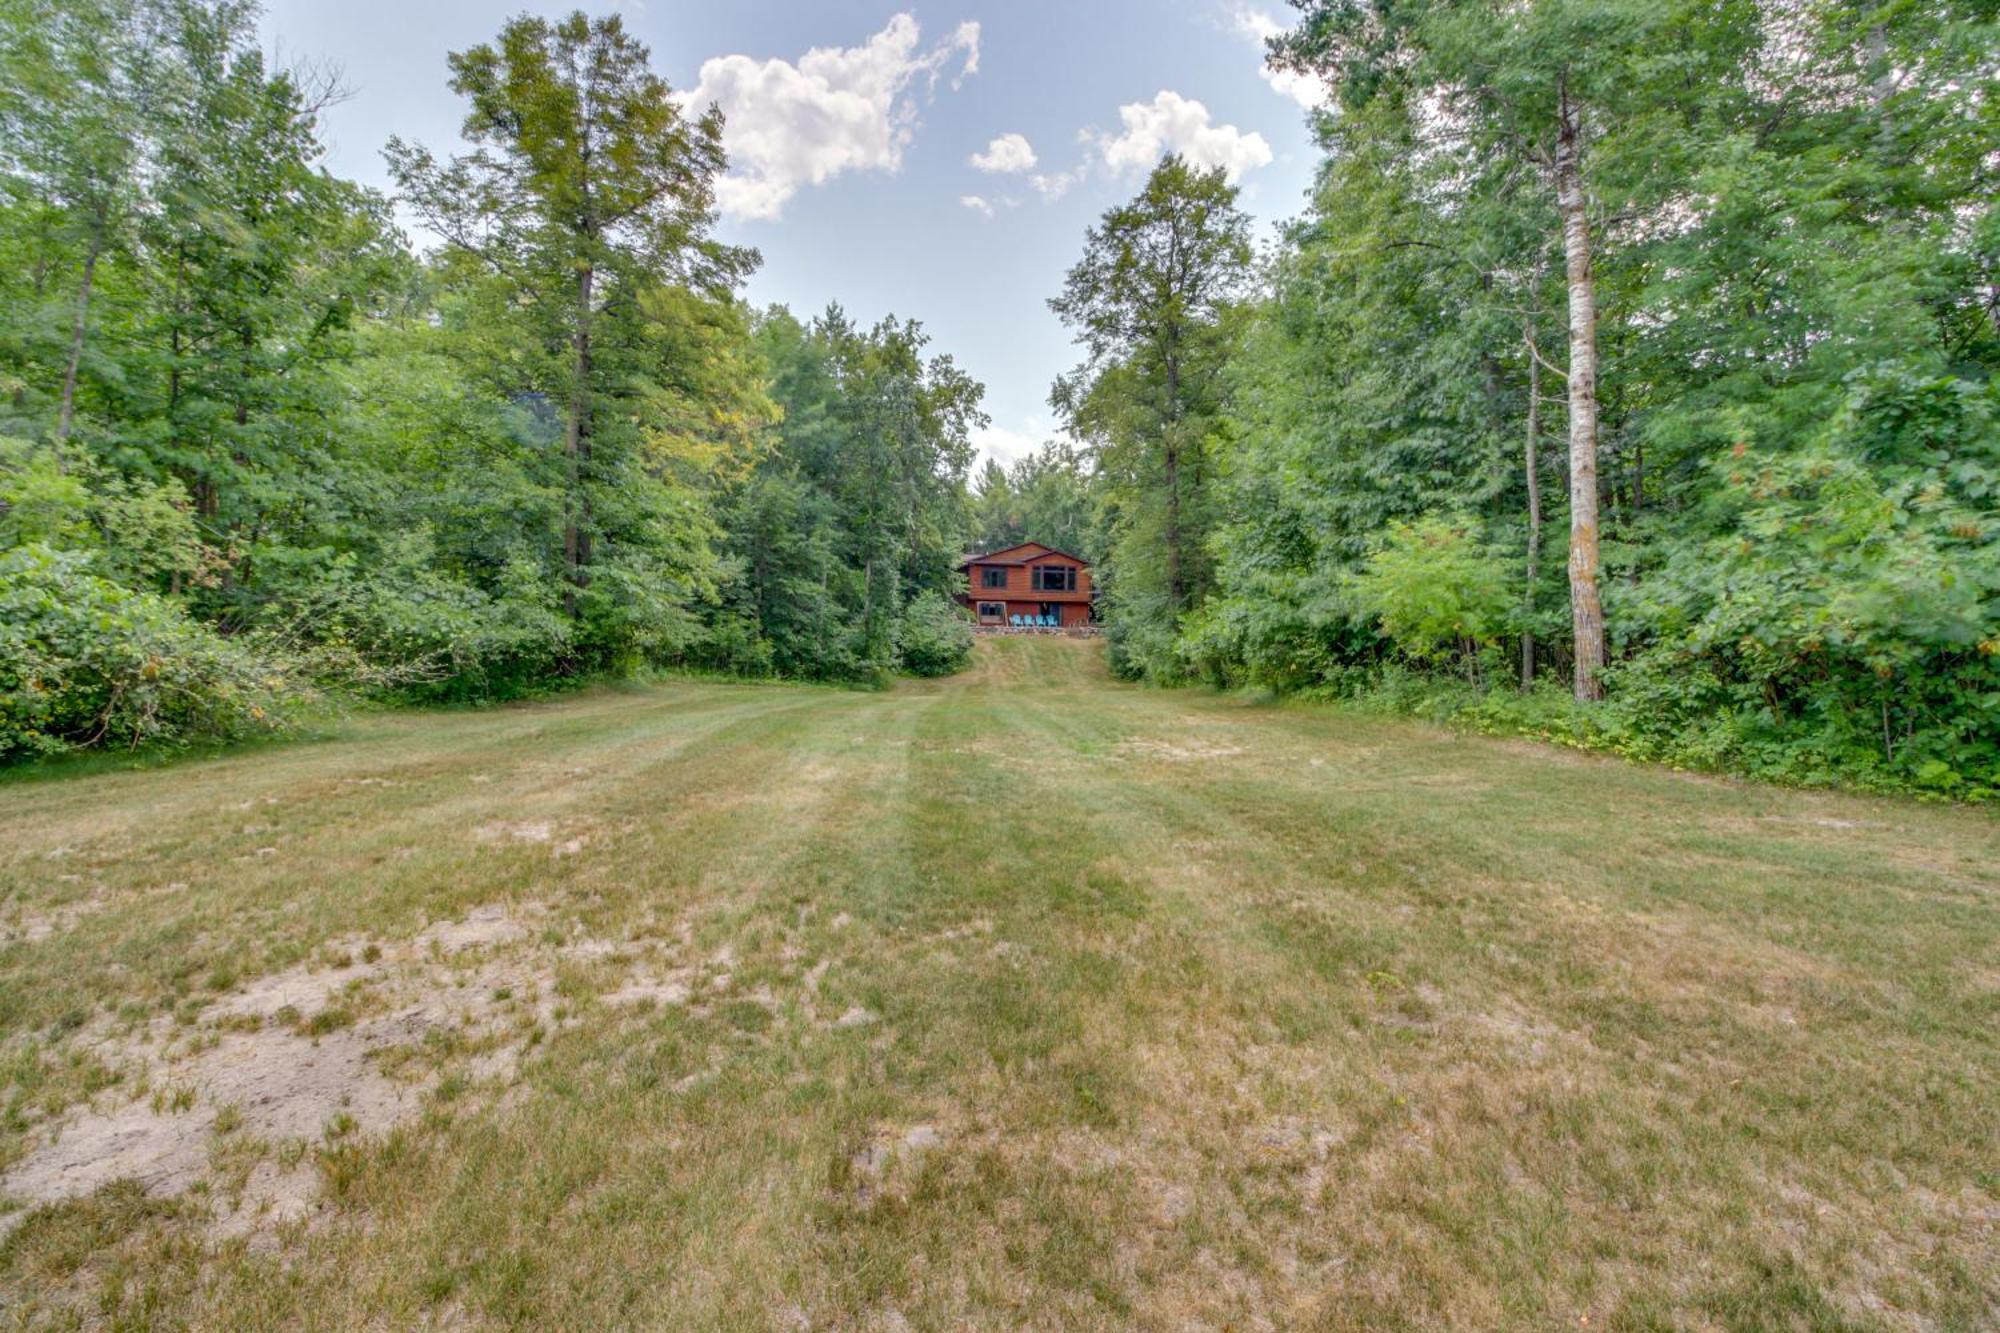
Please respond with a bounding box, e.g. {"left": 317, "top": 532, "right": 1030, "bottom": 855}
{"left": 1554, "top": 95, "right": 1607, "bottom": 702}
{"left": 1522, "top": 315, "right": 1542, "bottom": 688}
{"left": 1163, "top": 347, "right": 1184, "bottom": 615}
{"left": 563, "top": 260, "right": 594, "bottom": 617}
{"left": 55, "top": 231, "right": 101, "bottom": 456}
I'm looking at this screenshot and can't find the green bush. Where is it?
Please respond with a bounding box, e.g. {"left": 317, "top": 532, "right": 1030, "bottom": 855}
{"left": 1348, "top": 514, "right": 1511, "bottom": 672}
{"left": 260, "top": 537, "right": 573, "bottom": 703}
{"left": 895, "top": 591, "right": 974, "bottom": 677}
{"left": 0, "top": 545, "right": 310, "bottom": 760}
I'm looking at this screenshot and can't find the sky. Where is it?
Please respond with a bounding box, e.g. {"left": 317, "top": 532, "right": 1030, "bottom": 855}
{"left": 259, "top": 0, "right": 1329, "bottom": 471}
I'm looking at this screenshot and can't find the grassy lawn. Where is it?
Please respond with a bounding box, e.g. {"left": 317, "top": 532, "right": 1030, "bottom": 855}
{"left": 1, "top": 636, "right": 1994, "bottom": 1329}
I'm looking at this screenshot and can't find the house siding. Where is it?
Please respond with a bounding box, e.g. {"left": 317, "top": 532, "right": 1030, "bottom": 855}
{"left": 958, "top": 543, "right": 1094, "bottom": 626}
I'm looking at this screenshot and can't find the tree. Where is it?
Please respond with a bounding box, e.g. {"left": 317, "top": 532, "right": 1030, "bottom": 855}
{"left": 387, "top": 11, "right": 752, "bottom": 619}
{"left": 0, "top": 0, "right": 165, "bottom": 454}
{"left": 971, "top": 439, "right": 1094, "bottom": 556}
{"left": 0, "top": 0, "right": 146, "bottom": 452}
{"left": 1050, "top": 155, "right": 1252, "bottom": 678}
{"left": 708, "top": 306, "right": 982, "bottom": 680}
{"left": 1271, "top": 0, "right": 1710, "bottom": 698}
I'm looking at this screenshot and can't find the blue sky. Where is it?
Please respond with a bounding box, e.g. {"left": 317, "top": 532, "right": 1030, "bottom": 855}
{"left": 260, "top": 0, "right": 1326, "bottom": 469}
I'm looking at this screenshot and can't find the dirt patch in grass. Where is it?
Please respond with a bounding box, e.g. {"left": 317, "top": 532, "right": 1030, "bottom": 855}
{"left": 0, "top": 893, "right": 833, "bottom": 1254}
{"left": 0, "top": 902, "right": 589, "bottom": 1235}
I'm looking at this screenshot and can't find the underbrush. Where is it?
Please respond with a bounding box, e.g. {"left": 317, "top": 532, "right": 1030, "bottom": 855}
{"left": 0, "top": 545, "right": 315, "bottom": 762}
{"left": 1294, "top": 664, "right": 1998, "bottom": 802}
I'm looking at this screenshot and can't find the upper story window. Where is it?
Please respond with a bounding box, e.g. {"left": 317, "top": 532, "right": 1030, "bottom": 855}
{"left": 1031, "top": 565, "right": 1077, "bottom": 592}
{"left": 980, "top": 566, "right": 1008, "bottom": 589}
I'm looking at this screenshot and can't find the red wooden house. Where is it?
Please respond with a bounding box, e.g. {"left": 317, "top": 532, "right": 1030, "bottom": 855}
{"left": 957, "top": 542, "right": 1096, "bottom": 629}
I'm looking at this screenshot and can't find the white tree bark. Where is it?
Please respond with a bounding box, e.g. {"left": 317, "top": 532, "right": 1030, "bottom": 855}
{"left": 1554, "top": 95, "right": 1607, "bottom": 701}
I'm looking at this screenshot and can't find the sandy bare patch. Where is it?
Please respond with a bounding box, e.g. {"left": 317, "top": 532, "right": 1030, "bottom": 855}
{"left": 5, "top": 1022, "right": 423, "bottom": 1205}
{"left": 209, "top": 1158, "right": 321, "bottom": 1245}
{"left": 1, "top": 896, "right": 106, "bottom": 945}
{"left": 846, "top": 1123, "right": 950, "bottom": 1206}
{"left": 417, "top": 902, "right": 533, "bottom": 953}
{"left": 1, "top": 902, "right": 569, "bottom": 1236}
{"left": 603, "top": 973, "right": 693, "bottom": 1006}
{"left": 0, "top": 878, "right": 193, "bottom": 948}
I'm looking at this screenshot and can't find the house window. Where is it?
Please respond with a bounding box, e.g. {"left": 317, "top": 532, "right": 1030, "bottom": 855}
{"left": 980, "top": 567, "right": 1008, "bottom": 589}
{"left": 977, "top": 601, "right": 1005, "bottom": 620}
{"left": 1031, "top": 565, "right": 1076, "bottom": 592}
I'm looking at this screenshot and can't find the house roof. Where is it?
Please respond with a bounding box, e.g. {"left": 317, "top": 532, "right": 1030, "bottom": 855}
{"left": 958, "top": 541, "right": 1089, "bottom": 569}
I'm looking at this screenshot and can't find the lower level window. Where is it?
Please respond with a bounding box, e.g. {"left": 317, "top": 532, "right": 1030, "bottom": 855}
{"left": 977, "top": 602, "right": 1005, "bottom": 618}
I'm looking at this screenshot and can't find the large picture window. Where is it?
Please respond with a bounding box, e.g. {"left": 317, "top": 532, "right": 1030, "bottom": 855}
{"left": 1031, "top": 565, "right": 1076, "bottom": 592}
{"left": 980, "top": 567, "right": 1008, "bottom": 589}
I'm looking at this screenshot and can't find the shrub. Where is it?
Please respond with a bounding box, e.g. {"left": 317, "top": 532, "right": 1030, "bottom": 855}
{"left": 895, "top": 591, "right": 974, "bottom": 677}
{"left": 264, "top": 538, "right": 572, "bottom": 702}
{"left": 1347, "top": 514, "right": 1511, "bottom": 672}
{"left": 0, "top": 544, "right": 309, "bottom": 760}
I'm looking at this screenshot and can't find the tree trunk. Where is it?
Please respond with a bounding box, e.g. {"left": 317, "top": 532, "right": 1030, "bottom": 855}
{"left": 1555, "top": 96, "right": 1607, "bottom": 702}
{"left": 1522, "top": 315, "right": 1542, "bottom": 689}
{"left": 563, "top": 261, "right": 594, "bottom": 617}
{"left": 1163, "top": 436, "right": 1183, "bottom": 614}
{"left": 1163, "top": 348, "right": 1185, "bottom": 615}
{"left": 55, "top": 231, "right": 102, "bottom": 457}
{"left": 1866, "top": 23, "right": 1895, "bottom": 152}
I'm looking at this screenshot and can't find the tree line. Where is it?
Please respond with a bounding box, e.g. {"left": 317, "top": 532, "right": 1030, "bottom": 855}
{"left": 1032, "top": 0, "right": 1998, "bottom": 796}
{"left": 4, "top": 0, "right": 1995, "bottom": 798}
{"left": 0, "top": 2, "right": 978, "bottom": 759}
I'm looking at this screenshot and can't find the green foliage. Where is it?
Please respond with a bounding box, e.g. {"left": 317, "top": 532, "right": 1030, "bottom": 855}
{"left": 1604, "top": 369, "right": 2000, "bottom": 794}
{"left": 0, "top": 543, "right": 304, "bottom": 759}
{"left": 971, "top": 441, "right": 1094, "bottom": 557}
{"left": 386, "top": 10, "right": 755, "bottom": 672}
{"left": 1, "top": 437, "right": 204, "bottom": 589}
{"left": 1050, "top": 155, "right": 1253, "bottom": 681}
{"left": 894, "top": 591, "right": 974, "bottom": 678}
{"left": 705, "top": 306, "right": 982, "bottom": 682}
{"left": 1182, "top": 0, "right": 2000, "bottom": 797}
{"left": 0, "top": 3, "right": 990, "bottom": 759}
{"left": 1348, "top": 516, "right": 1511, "bottom": 667}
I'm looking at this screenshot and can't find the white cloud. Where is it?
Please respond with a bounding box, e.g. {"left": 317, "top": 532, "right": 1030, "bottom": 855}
{"left": 1028, "top": 166, "right": 1083, "bottom": 202}
{"left": 1261, "top": 65, "right": 1331, "bottom": 111}
{"left": 684, "top": 14, "right": 981, "bottom": 221}
{"left": 970, "top": 132, "right": 1037, "bottom": 174}
{"left": 1229, "top": 3, "right": 1284, "bottom": 43}
{"left": 1228, "top": 4, "right": 1331, "bottom": 110}
{"left": 1088, "top": 90, "right": 1274, "bottom": 181}
{"left": 960, "top": 194, "right": 995, "bottom": 218}
{"left": 972, "top": 420, "right": 1043, "bottom": 470}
